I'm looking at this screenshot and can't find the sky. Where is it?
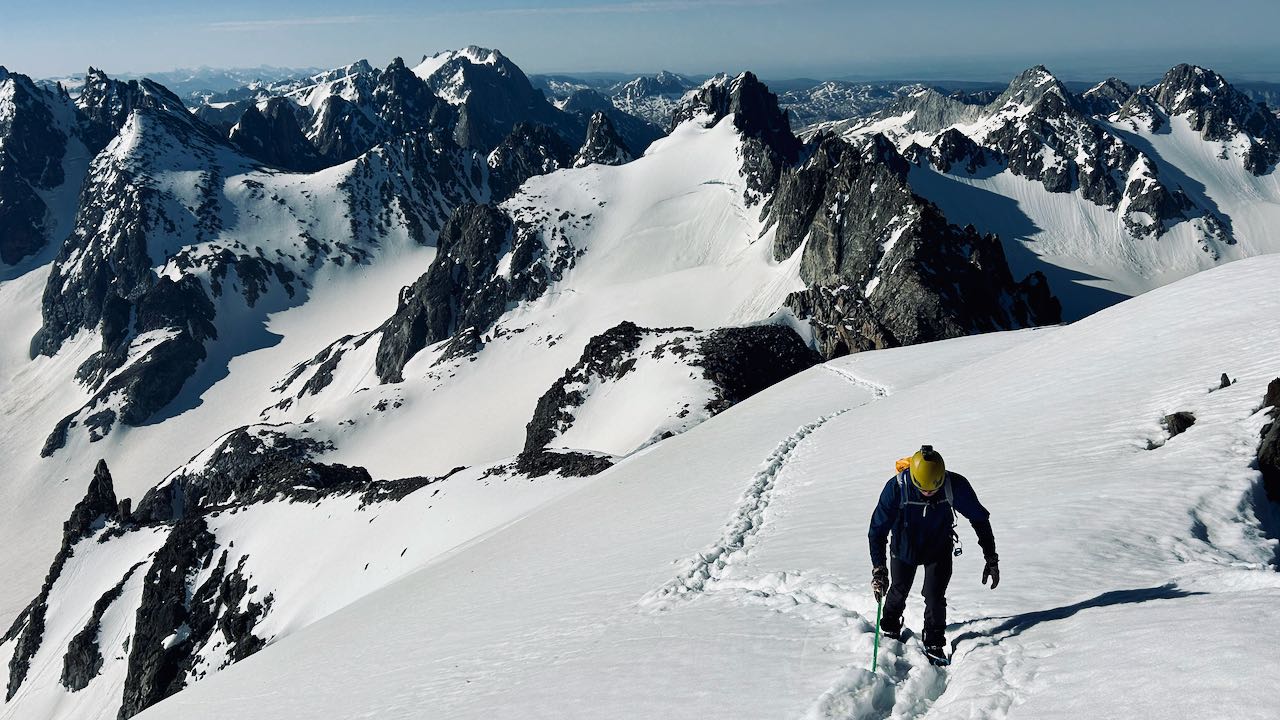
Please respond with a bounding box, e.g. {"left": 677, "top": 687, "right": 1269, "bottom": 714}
{"left": 2, "top": 0, "right": 1279, "bottom": 83}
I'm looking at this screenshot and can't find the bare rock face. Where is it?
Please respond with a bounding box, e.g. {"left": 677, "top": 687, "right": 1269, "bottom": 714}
{"left": 1078, "top": 78, "right": 1135, "bottom": 116}
{"left": 1147, "top": 64, "right": 1280, "bottom": 175}
{"left": 558, "top": 89, "right": 663, "bottom": 156}
{"left": 373, "top": 197, "right": 582, "bottom": 381}
{"left": 671, "top": 72, "right": 802, "bottom": 205}
{"left": 487, "top": 121, "right": 575, "bottom": 201}
{"left": 374, "top": 203, "right": 515, "bottom": 382}
{"left": 1163, "top": 411, "right": 1197, "bottom": 438}
{"left": 1259, "top": 378, "right": 1280, "bottom": 502}
{"left": 770, "top": 133, "right": 1060, "bottom": 358}
{"left": 572, "top": 111, "right": 634, "bottom": 168}
{"left": 229, "top": 97, "right": 323, "bottom": 171}
{"left": 115, "top": 518, "right": 220, "bottom": 719}
{"left": 131, "top": 427, "right": 369, "bottom": 523}
{"left": 4, "top": 460, "right": 122, "bottom": 700}
{"left": 923, "top": 128, "right": 991, "bottom": 174}
{"left": 0, "top": 67, "right": 84, "bottom": 264}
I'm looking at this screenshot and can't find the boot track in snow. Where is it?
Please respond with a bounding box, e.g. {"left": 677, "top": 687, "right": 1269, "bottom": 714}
{"left": 636, "top": 375, "right": 962, "bottom": 717}
{"left": 638, "top": 408, "right": 854, "bottom": 607}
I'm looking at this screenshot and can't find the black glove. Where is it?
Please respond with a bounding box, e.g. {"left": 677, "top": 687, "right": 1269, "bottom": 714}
{"left": 982, "top": 558, "right": 1000, "bottom": 589}
{"left": 872, "top": 565, "right": 889, "bottom": 601}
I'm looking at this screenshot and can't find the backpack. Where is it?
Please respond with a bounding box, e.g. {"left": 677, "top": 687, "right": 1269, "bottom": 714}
{"left": 894, "top": 456, "right": 962, "bottom": 556}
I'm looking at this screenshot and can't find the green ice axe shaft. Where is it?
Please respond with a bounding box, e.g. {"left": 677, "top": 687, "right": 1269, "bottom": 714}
{"left": 871, "top": 596, "right": 883, "bottom": 673}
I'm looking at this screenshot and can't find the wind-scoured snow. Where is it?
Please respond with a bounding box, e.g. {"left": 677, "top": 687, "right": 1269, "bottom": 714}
{"left": 136, "top": 254, "right": 1280, "bottom": 719}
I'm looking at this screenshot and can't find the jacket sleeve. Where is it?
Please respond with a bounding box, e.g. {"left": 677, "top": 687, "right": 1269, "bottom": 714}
{"left": 951, "top": 474, "right": 997, "bottom": 562}
{"left": 867, "top": 478, "right": 899, "bottom": 568}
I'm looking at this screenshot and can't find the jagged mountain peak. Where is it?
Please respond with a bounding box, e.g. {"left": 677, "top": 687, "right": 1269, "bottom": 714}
{"left": 1155, "top": 63, "right": 1230, "bottom": 95}
{"left": 1087, "top": 77, "right": 1135, "bottom": 96}
{"left": 670, "top": 72, "right": 798, "bottom": 150}
{"left": 668, "top": 71, "right": 801, "bottom": 204}
{"left": 76, "top": 66, "right": 201, "bottom": 148}
{"left": 306, "top": 59, "right": 375, "bottom": 85}
{"left": 1079, "top": 77, "right": 1136, "bottom": 116}
{"left": 617, "top": 70, "right": 694, "bottom": 97}
{"left": 1144, "top": 63, "right": 1280, "bottom": 174}
{"left": 1147, "top": 63, "right": 1249, "bottom": 118}
{"left": 994, "top": 64, "right": 1072, "bottom": 109}
{"left": 412, "top": 45, "right": 507, "bottom": 82}
{"left": 573, "top": 111, "right": 633, "bottom": 168}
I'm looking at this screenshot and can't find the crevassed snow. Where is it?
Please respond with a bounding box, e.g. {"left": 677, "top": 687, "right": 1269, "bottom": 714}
{"left": 137, "top": 254, "right": 1280, "bottom": 720}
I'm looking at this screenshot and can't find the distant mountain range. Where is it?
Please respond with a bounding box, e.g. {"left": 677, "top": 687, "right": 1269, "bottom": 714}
{"left": 2, "top": 46, "right": 1280, "bottom": 719}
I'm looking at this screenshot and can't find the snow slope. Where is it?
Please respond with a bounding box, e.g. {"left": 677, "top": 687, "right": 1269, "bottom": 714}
{"left": 258, "top": 112, "right": 806, "bottom": 479}
{"left": 0, "top": 111, "right": 470, "bottom": 628}
{"left": 908, "top": 113, "right": 1280, "bottom": 319}
{"left": 832, "top": 68, "right": 1280, "bottom": 321}
{"left": 138, "top": 254, "right": 1280, "bottom": 719}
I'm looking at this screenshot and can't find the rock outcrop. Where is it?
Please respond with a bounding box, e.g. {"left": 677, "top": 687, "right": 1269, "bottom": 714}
{"left": 572, "top": 111, "right": 634, "bottom": 168}
{"left": 770, "top": 134, "right": 1060, "bottom": 357}
{"left": 671, "top": 72, "right": 802, "bottom": 205}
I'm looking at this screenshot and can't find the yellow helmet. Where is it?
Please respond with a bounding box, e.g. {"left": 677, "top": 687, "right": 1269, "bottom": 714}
{"left": 909, "top": 445, "right": 945, "bottom": 492}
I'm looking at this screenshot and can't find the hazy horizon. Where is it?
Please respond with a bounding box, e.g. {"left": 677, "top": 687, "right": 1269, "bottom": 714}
{"left": 3, "top": 0, "right": 1279, "bottom": 84}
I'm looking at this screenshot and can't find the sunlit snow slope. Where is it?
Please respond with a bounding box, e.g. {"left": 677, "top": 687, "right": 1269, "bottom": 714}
{"left": 140, "top": 254, "right": 1280, "bottom": 719}
{"left": 258, "top": 113, "right": 805, "bottom": 479}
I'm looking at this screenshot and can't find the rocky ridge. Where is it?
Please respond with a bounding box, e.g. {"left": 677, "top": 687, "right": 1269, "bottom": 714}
{"left": 1121, "top": 64, "right": 1280, "bottom": 175}
{"left": 670, "top": 72, "right": 803, "bottom": 205}
{"left": 772, "top": 133, "right": 1061, "bottom": 356}
{"left": 0, "top": 66, "right": 93, "bottom": 265}
{"left": 842, "top": 65, "right": 1248, "bottom": 245}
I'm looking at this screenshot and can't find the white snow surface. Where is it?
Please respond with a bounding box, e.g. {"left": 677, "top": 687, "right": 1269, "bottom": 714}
{"left": 137, "top": 255, "right": 1280, "bottom": 719}
{"left": 260, "top": 113, "right": 806, "bottom": 478}
{"left": 1, "top": 526, "right": 167, "bottom": 720}
{"left": 834, "top": 83, "right": 1280, "bottom": 321}
{"left": 548, "top": 329, "right": 720, "bottom": 457}
{"left": 0, "top": 107, "right": 450, "bottom": 627}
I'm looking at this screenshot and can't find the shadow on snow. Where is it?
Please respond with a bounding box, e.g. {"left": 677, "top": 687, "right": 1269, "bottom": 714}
{"left": 948, "top": 583, "right": 1206, "bottom": 654}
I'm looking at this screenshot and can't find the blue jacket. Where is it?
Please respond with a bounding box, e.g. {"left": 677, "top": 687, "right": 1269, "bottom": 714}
{"left": 868, "top": 470, "right": 996, "bottom": 567}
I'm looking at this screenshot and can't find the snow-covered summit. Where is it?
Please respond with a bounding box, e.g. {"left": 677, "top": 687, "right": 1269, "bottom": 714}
{"left": 1122, "top": 63, "right": 1280, "bottom": 174}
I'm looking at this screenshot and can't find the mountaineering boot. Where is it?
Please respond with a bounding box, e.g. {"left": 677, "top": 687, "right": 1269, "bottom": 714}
{"left": 925, "top": 645, "right": 950, "bottom": 666}
{"left": 881, "top": 626, "right": 902, "bottom": 642}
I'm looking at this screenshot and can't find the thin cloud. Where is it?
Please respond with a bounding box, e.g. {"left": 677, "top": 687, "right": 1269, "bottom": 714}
{"left": 478, "top": 0, "right": 786, "bottom": 16}
{"left": 205, "top": 16, "right": 380, "bottom": 32}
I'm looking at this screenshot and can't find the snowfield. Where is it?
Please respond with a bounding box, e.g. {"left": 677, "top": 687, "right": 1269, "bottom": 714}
{"left": 135, "top": 254, "right": 1280, "bottom": 719}
{"left": 256, "top": 114, "right": 805, "bottom": 479}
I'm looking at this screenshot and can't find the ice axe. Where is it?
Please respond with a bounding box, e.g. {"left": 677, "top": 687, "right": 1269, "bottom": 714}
{"left": 871, "top": 596, "right": 883, "bottom": 673}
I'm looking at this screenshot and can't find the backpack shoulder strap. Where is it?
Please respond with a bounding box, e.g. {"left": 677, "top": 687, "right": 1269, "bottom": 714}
{"left": 944, "top": 474, "right": 954, "bottom": 506}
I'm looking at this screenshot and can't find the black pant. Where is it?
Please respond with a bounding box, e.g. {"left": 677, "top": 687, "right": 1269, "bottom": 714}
{"left": 880, "top": 553, "right": 953, "bottom": 647}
